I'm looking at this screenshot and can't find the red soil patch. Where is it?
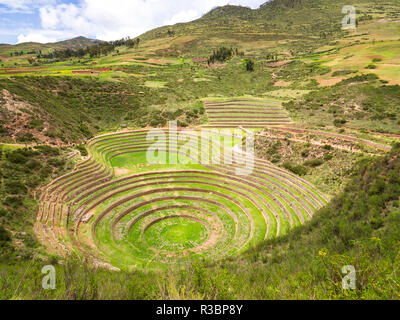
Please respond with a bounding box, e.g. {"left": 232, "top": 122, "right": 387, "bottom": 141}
{"left": 317, "top": 77, "right": 345, "bottom": 86}
{"left": 72, "top": 70, "right": 99, "bottom": 75}
{"left": 208, "top": 63, "right": 226, "bottom": 69}
{"left": 0, "top": 67, "right": 44, "bottom": 74}
{"left": 93, "top": 67, "right": 111, "bottom": 72}
{"left": 366, "top": 55, "right": 385, "bottom": 60}
{"left": 193, "top": 57, "right": 207, "bottom": 63}
{"left": 274, "top": 80, "right": 291, "bottom": 87}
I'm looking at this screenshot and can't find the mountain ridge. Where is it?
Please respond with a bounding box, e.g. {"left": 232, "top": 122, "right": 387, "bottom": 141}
{"left": 0, "top": 36, "right": 103, "bottom": 49}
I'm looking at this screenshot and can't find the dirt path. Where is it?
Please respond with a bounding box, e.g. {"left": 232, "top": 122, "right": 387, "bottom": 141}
{"left": 268, "top": 127, "right": 393, "bottom": 152}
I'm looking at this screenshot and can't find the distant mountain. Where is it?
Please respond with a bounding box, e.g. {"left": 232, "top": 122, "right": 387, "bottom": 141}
{"left": 0, "top": 36, "right": 103, "bottom": 52}
{"left": 54, "top": 36, "right": 104, "bottom": 50}
{"left": 0, "top": 36, "right": 104, "bottom": 59}
{"left": 201, "top": 4, "right": 254, "bottom": 19}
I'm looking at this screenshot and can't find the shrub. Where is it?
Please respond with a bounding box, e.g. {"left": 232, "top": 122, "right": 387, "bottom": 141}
{"left": 283, "top": 162, "right": 308, "bottom": 176}
{"left": 304, "top": 159, "right": 324, "bottom": 167}
{"left": 0, "top": 125, "right": 8, "bottom": 135}
{"left": 26, "top": 159, "right": 42, "bottom": 170}
{"left": 334, "top": 119, "right": 347, "bottom": 127}
{"left": 29, "top": 119, "right": 44, "bottom": 131}
{"left": 38, "top": 167, "right": 52, "bottom": 179}
{"left": 5, "top": 180, "right": 27, "bottom": 194}
{"left": 26, "top": 176, "right": 41, "bottom": 188}
{"left": 3, "top": 196, "right": 23, "bottom": 208}
{"left": 35, "top": 145, "right": 60, "bottom": 156}
{"left": 0, "top": 207, "right": 8, "bottom": 218}
{"left": 0, "top": 226, "right": 11, "bottom": 247}
{"left": 208, "top": 47, "right": 236, "bottom": 64}
{"left": 245, "top": 60, "right": 255, "bottom": 72}
{"left": 6, "top": 152, "right": 27, "bottom": 164}
{"left": 332, "top": 70, "right": 356, "bottom": 77}
{"left": 78, "top": 124, "right": 91, "bottom": 137}
{"left": 76, "top": 145, "right": 88, "bottom": 157}
{"left": 338, "top": 73, "right": 379, "bottom": 85}
{"left": 47, "top": 158, "right": 66, "bottom": 168}
{"left": 17, "top": 133, "right": 35, "bottom": 144}
{"left": 177, "top": 120, "right": 188, "bottom": 127}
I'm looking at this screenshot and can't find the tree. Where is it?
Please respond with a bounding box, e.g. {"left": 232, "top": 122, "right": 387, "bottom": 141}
{"left": 245, "top": 59, "right": 255, "bottom": 72}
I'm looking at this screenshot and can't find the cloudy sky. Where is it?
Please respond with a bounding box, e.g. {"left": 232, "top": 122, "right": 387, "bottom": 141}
{"left": 0, "top": 0, "right": 266, "bottom": 44}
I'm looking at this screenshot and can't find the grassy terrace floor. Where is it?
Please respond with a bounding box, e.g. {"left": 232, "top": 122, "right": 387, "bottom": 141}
{"left": 202, "top": 98, "right": 292, "bottom": 128}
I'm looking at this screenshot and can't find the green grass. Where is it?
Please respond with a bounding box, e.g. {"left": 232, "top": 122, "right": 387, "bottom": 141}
{"left": 1, "top": 145, "right": 399, "bottom": 300}
{"left": 144, "top": 81, "right": 168, "bottom": 88}
{"left": 144, "top": 217, "right": 209, "bottom": 251}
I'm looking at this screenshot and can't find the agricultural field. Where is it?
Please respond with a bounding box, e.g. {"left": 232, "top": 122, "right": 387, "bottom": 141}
{"left": 36, "top": 129, "right": 327, "bottom": 270}
{"left": 202, "top": 97, "right": 292, "bottom": 128}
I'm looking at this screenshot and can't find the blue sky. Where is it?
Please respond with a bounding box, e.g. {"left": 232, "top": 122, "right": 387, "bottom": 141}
{"left": 0, "top": 0, "right": 266, "bottom": 45}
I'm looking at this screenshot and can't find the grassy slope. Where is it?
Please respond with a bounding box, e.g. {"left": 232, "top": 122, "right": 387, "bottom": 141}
{"left": 0, "top": 77, "right": 206, "bottom": 145}
{"left": 1, "top": 144, "right": 399, "bottom": 299}
{"left": 0, "top": 37, "right": 103, "bottom": 66}
{"left": 0, "top": 146, "right": 74, "bottom": 261}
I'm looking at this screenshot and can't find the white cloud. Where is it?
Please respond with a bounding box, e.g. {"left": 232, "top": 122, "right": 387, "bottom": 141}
{"left": 16, "top": 0, "right": 266, "bottom": 44}
{"left": 0, "top": 0, "right": 56, "bottom": 13}
{"left": 165, "top": 9, "right": 200, "bottom": 26}
{"left": 17, "top": 32, "right": 58, "bottom": 44}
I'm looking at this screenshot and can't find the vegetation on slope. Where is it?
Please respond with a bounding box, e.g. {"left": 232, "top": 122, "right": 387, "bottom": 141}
{"left": 1, "top": 144, "right": 399, "bottom": 299}
{"left": 0, "top": 77, "right": 206, "bottom": 145}
{"left": 284, "top": 75, "right": 400, "bottom": 133}
{"left": 0, "top": 145, "right": 73, "bottom": 262}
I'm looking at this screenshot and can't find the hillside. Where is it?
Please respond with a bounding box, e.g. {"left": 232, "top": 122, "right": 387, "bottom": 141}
{"left": 1, "top": 144, "right": 399, "bottom": 299}
{"left": 0, "top": 0, "right": 400, "bottom": 301}
{"left": 0, "top": 37, "right": 103, "bottom": 66}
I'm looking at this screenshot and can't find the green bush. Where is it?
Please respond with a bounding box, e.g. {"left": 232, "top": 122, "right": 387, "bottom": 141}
{"left": 29, "top": 119, "right": 44, "bottom": 131}
{"left": 26, "top": 159, "right": 42, "bottom": 170}
{"left": 304, "top": 159, "right": 324, "bottom": 167}
{"left": 47, "top": 158, "right": 66, "bottom": 168}
{"left": 35, "top": 145, "right": 60, "bottom": 156}
{"left": 334, "top": 118, "right": 347, "bottom": 127}
{"left": 0, "top": 226, "right": 11, "bottom": 246}
{"left": 3, "top": 196, "right": 23, "bottom": 208}
{"left": 6, "top": 152, "right": 27, "bottom": 164}
{"left": 76, "top": 145, "right": 88, "bottom": 157}
{"left": 0, "top": 125, "right": 8, "bottom": 135}
{"left": 4, "top": 180, "right": 27, "bottom": 195}
{"left": 245, "top": 60, "right": 255, "bottom": 72}
{"left": 283, "top": 162, "right": 308, "bottom": 176}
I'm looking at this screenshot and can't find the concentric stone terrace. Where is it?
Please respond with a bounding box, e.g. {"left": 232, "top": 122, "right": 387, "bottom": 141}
{"left": 35, "top": 129, "right": 327, "bottom": 270}
{"left": 203, "top": 98, "right": 292, "bottom": 128}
